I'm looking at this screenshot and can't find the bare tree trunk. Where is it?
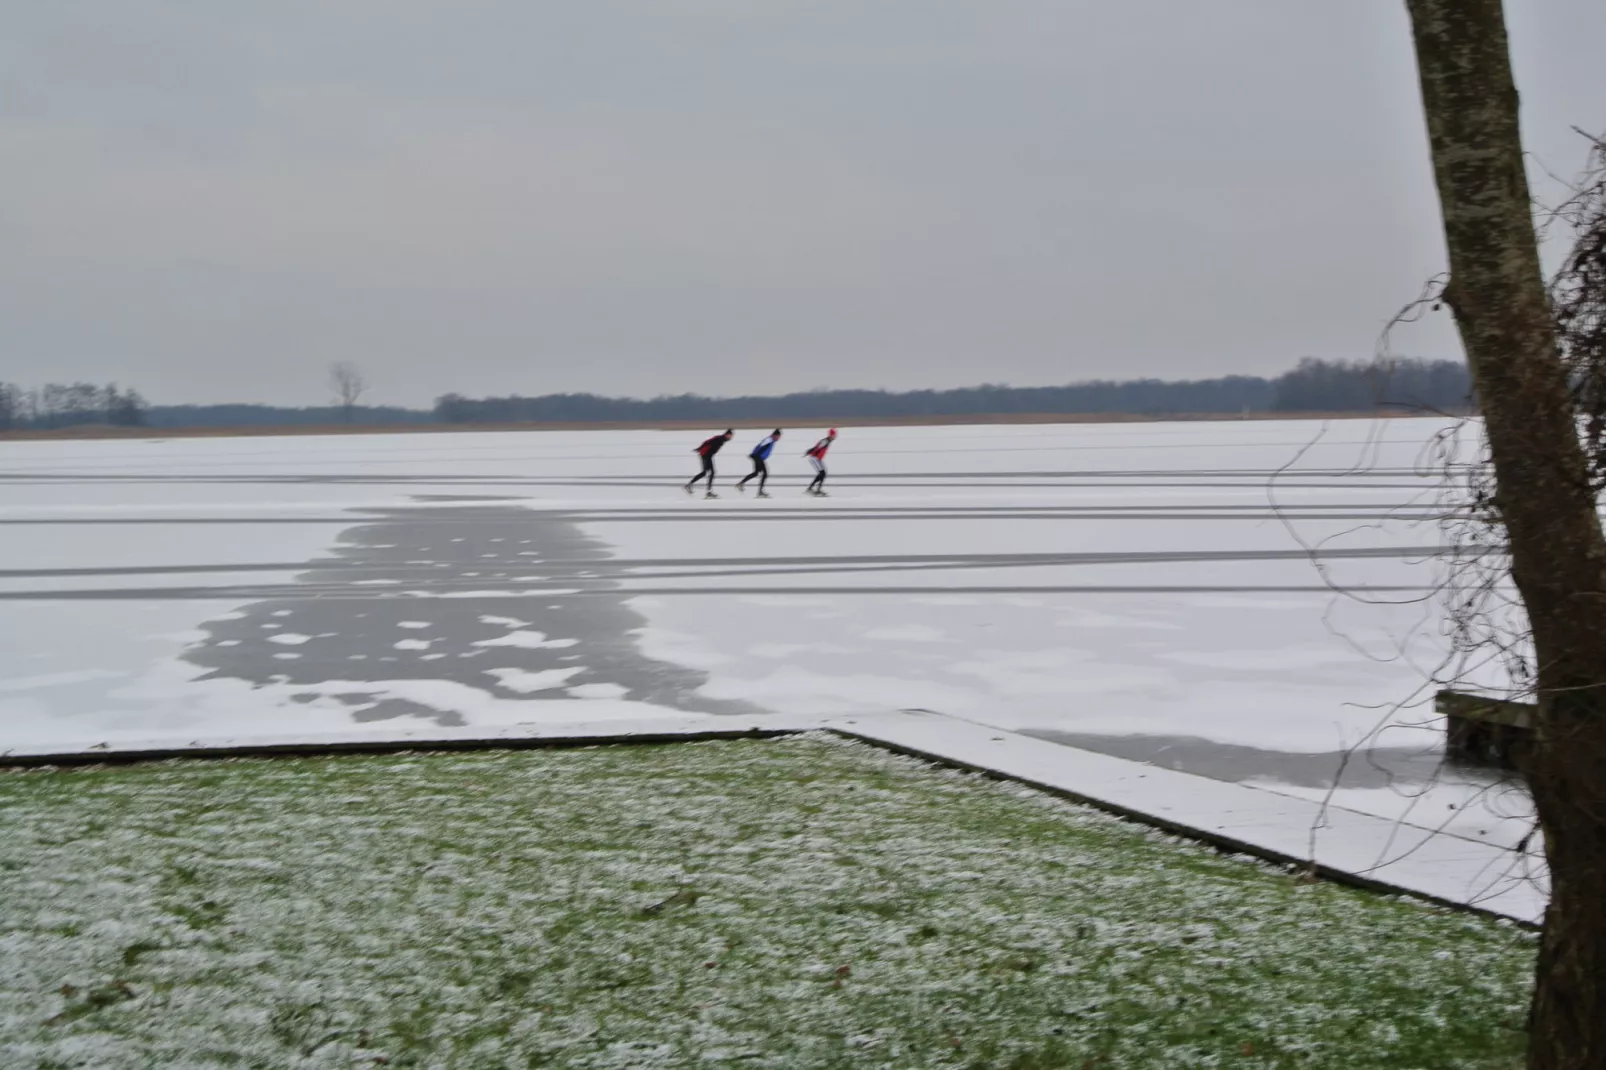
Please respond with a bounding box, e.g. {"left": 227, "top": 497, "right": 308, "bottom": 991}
{"left": 1405, "top": 2, "right": 1606, "bottom": 1066}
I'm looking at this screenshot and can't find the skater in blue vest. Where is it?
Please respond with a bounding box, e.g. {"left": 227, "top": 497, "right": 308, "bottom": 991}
{"left": 736, "top": 429, "right": 782, "bottom": 497}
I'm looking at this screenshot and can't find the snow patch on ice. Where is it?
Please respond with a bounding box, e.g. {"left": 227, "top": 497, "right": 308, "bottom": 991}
{"left": 862, "top": 625, "right": 951, "bottom": 643}
{"left": 472, "top": 630, "right": 578, "bottom": 650}
{"left": 748, "top": 643, "right": 843, "bottom": 659}
{"left": 0, "top": 670, "right": 126, "bottom": 693}
{"left": 480, "top": 615, "right": 533, "bottom": 629}
{"left": 483, "top": 667, "right": 587, "bottom": 693}
{"left": 568, "top": 683, "right": 631, "bottom": 700}
{"left": 691, "top": 665, "right": 976, "bottom": 715}
{"left": 1161, "top": 646, "right": 1362, "bottom": 671}
{"left": 632, "top": 627, "right": 735, "bottom": 669}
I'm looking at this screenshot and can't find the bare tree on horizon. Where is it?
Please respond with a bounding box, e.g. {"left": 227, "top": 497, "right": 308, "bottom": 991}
{"left": 328, "top": 361, "right": 367, "bottom": 424}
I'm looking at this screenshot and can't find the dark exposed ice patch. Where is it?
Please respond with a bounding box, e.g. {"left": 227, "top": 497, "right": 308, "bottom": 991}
{"left": 1019, "top": 729, "right": 1465, "bottom": 790}
{"left": 183, "top": 506, "right": 760, "bottom": 727}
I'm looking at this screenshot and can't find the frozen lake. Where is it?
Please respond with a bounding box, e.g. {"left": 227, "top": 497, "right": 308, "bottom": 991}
{"left": 0, "top": 417, "right": 1534, "bottom": 851}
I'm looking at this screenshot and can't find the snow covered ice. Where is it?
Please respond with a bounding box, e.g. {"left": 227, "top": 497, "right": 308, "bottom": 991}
{"left": 0, "top": 417, "right": 1540, "bottom": 908}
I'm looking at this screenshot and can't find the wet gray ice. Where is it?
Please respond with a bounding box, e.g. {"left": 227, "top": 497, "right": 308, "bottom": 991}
{"left": 183, "top": 505, "right": 757, "bottom": 727}
{"left": 1020, "top": 729, "right": 1468, "bottom": 791}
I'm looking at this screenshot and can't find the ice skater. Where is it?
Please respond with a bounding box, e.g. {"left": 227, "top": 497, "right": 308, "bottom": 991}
{"left": 736, "top": 429, "right": 782, "bottom": 497}
{"left": 685, "top": 429, "right": 734, "bottom": 497}
{"left": 804, "top": 429, "right": 837, "bottom": 496}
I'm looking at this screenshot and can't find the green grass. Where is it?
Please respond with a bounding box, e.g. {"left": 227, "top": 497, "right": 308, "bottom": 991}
{"left": 0, "top": 735, "right": 1534, "bottom": 1069}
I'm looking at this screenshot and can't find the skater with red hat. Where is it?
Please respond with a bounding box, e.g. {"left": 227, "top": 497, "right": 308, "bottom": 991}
{"left": 804, "top": 429, "right": 837, "bottom": 497}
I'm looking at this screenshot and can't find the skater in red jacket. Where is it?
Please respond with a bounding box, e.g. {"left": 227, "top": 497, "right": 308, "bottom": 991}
{"left": 685, "top": 429, "right": 734, "bottom": 497}
{"left": 804, "top": 429, "right": 837, "bottom": 496}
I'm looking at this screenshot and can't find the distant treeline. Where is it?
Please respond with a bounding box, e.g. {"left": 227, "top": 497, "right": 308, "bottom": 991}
{"left": 1271, "top": 358, "right": 1473, "bottom": 413}
{"left": 434, "top": 358, "right": 1473, "bottom": 425}
{"left": 0, "top": 386, "right": 429, "bottom": 431}
{"left": 142, "top": 404, "right": 433, "bottom": 429}
{"left": 1, "top": 358, "right": 1473, "bottom": 432}
{"left": 0, "top": 381, "right": 149, "bottom": 430}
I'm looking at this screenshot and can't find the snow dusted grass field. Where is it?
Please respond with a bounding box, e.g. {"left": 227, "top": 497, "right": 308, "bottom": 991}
{"left": 1, "top": 736, "right": 1533, "bottom": 1070}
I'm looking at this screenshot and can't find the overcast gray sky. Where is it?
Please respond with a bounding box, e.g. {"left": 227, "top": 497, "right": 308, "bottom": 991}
{"left": 2, "top": 1, "right": 1602, "bottom": 407}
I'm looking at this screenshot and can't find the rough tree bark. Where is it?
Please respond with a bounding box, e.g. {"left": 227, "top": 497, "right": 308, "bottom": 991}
{"left": 1404, "top": 2, "right": 1606, "bottom": 1067}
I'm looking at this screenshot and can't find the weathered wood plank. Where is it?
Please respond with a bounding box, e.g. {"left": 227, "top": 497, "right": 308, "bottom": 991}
{"left": 1434, "top": 689, "right": 1536, "bottom": 728}
{"left": 1437, "top": 689, "right": 1534, "bottom": 770}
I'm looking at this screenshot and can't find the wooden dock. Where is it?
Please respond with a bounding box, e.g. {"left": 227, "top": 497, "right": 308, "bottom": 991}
{"left": 1436, "top": 689, "right": 1535, "bottom": 770}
